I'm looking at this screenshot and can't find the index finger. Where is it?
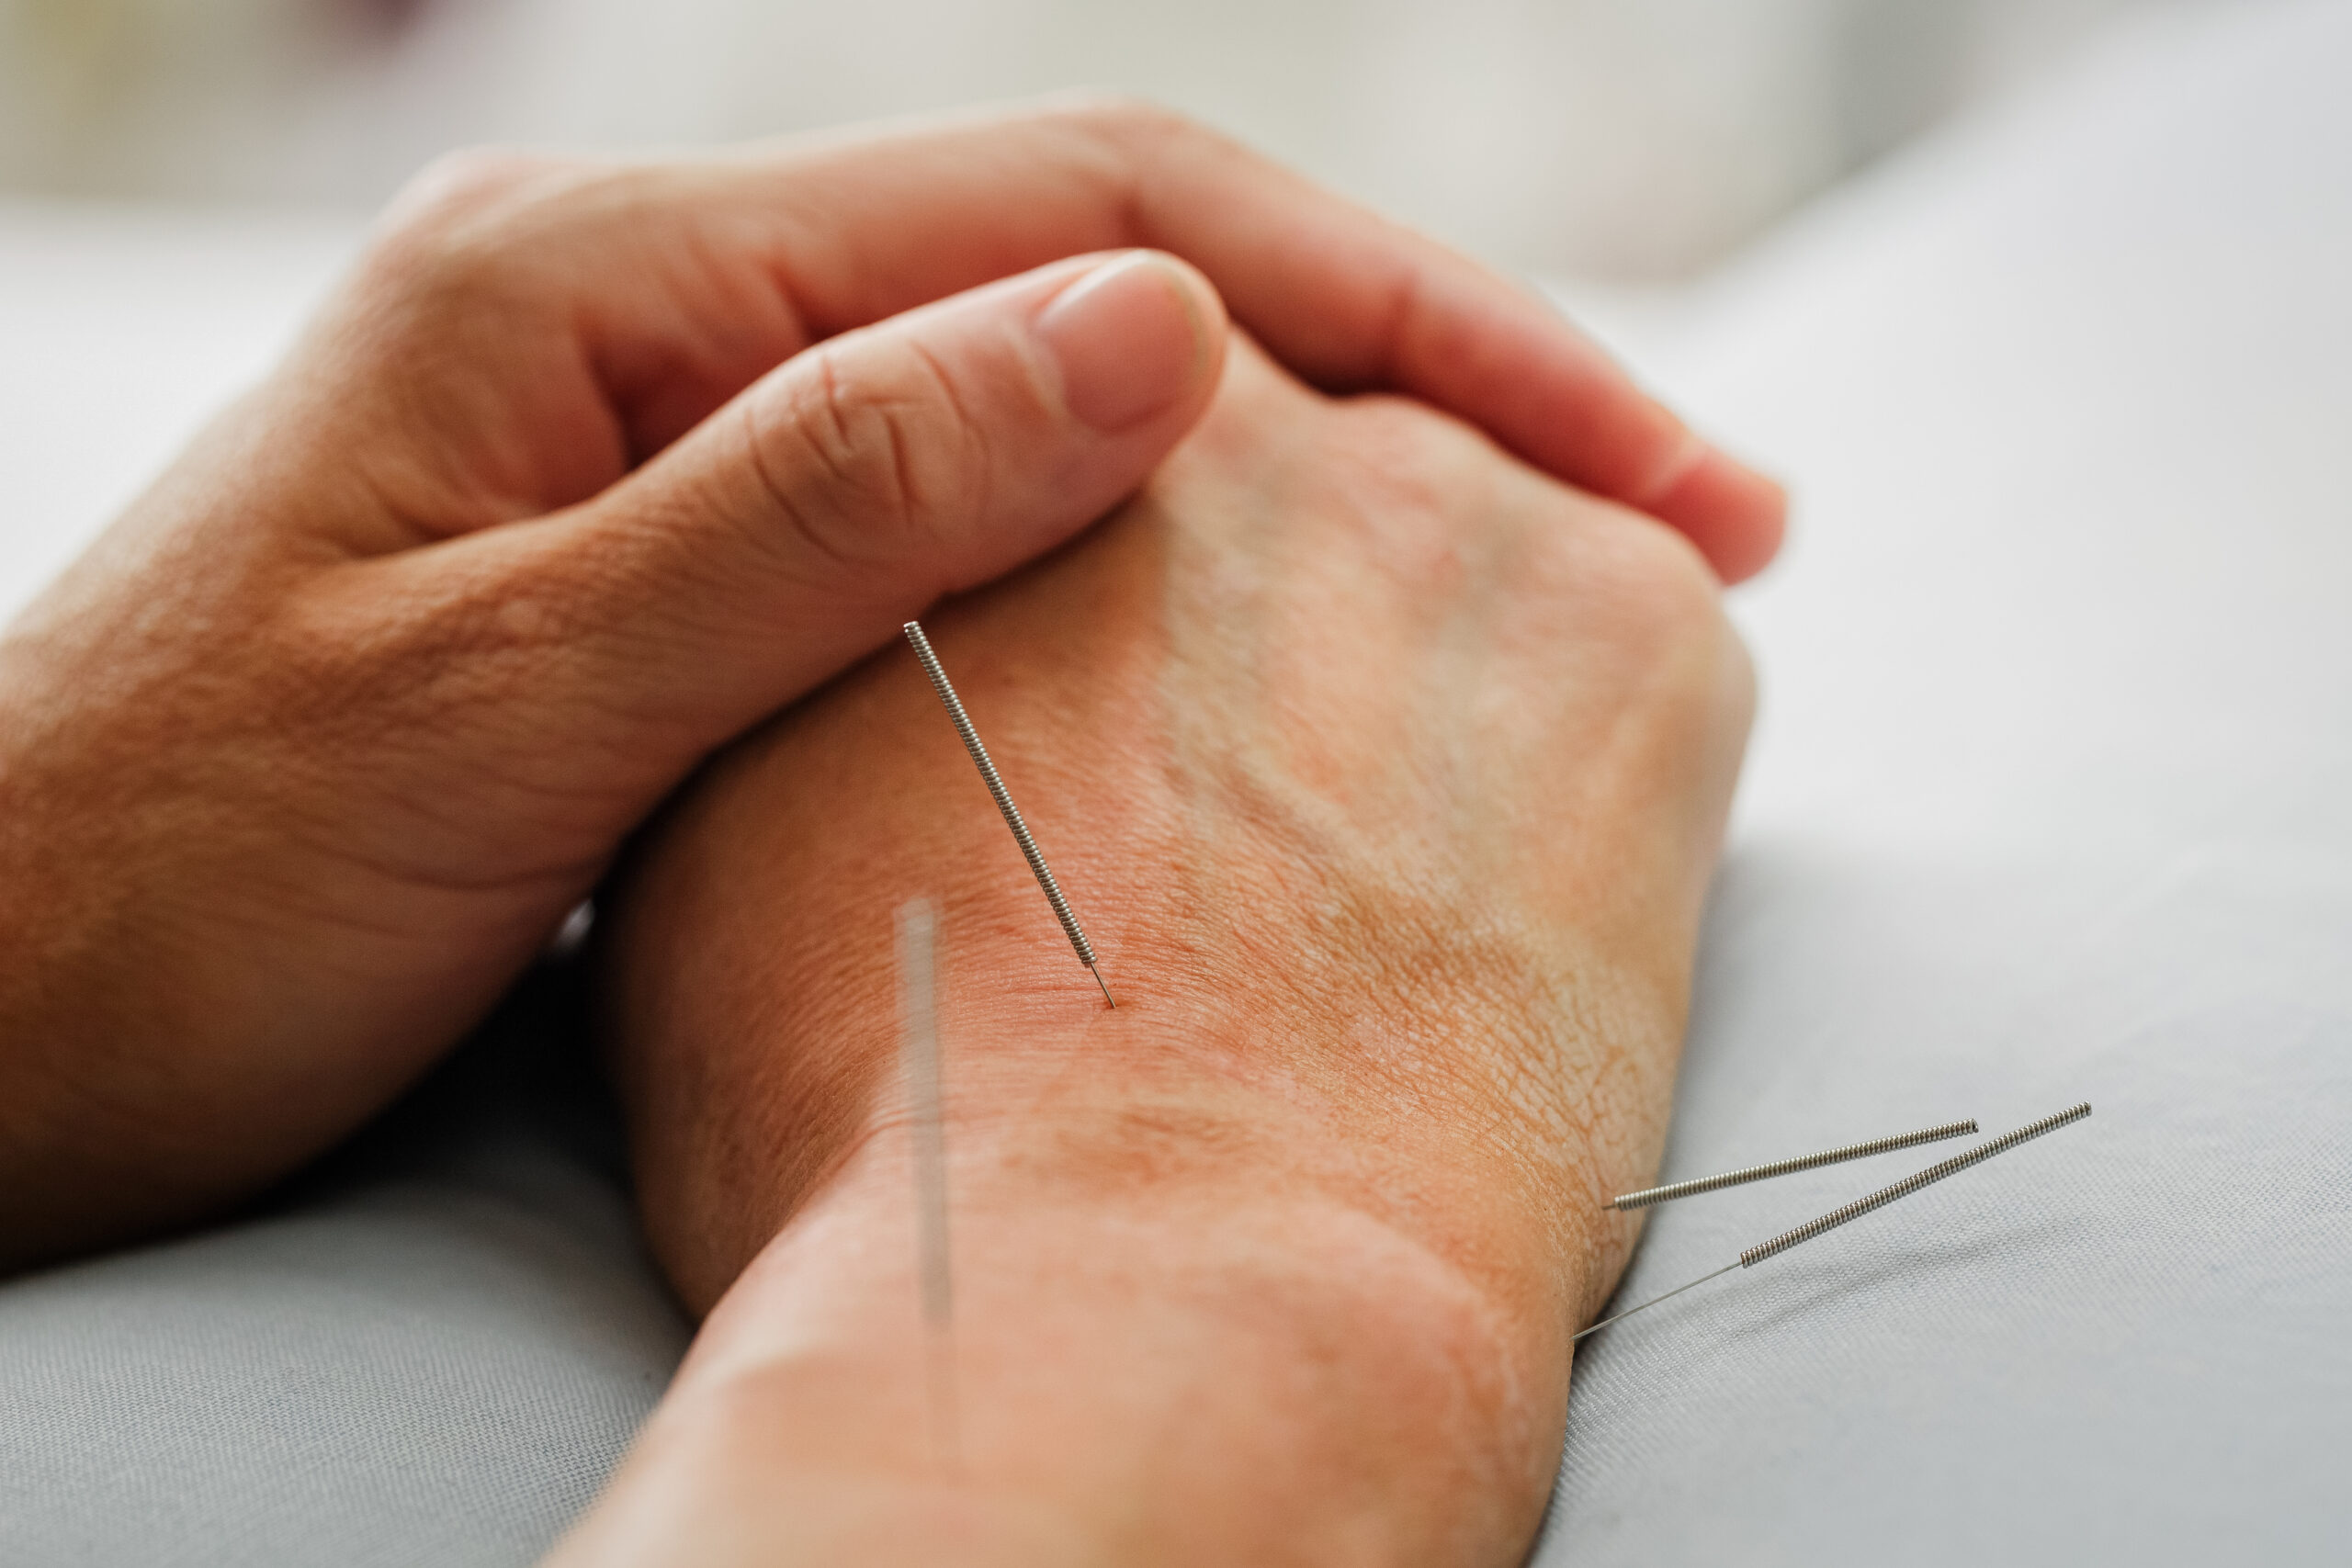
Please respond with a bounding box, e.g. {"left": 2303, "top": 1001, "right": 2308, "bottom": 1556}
{"left": 735, "top": 102, "right": 1781, "bottom": 579}
{"left": 492, "top": 100, "right": 1782, "bottom": 581}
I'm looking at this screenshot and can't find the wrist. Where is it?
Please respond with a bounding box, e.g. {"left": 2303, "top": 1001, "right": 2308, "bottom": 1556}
{"left": 599, "top": 834, "right": 1663, "bottom": 1563}
{"left": 574, "top": 1104, "right": 1576, "bottom": 1567}
{"left": 615, "top": 874, "right": 1640, "bottom": 1315}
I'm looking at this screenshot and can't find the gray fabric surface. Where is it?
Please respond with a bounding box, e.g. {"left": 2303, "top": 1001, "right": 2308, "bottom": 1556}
{"left": 1533, "top": 2, "right": 2352, "bottom": 1561}
{"left": 0, "top": 971, "right": 691, "bottom": 1566}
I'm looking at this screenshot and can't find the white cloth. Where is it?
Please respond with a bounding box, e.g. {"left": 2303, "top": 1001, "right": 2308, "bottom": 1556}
{"left": 1535, "top": 3, "right": 2352, "bottom": 1562}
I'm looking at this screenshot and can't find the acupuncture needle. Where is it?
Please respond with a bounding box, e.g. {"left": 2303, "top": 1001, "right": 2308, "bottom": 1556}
{"left": 1608, "top": 1116, "right": 1980, "bottom": 1211}
{"left": 1572, "top": 1101, "right": 2092, "bottom": 1344}
{"left": 904, "top": 620, "right": 1115, "bottom": 1007}
{"left": 898, "top": 897, "right": 959, "bottom": 1472}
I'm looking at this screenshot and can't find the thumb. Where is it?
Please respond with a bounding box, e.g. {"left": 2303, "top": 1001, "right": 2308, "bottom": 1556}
{"left": 542, "top": 249, "right": 1224, "bottom": 746}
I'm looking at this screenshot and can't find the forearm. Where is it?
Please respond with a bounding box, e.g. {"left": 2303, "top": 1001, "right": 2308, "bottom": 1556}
{"left": 556, "top": 1042, "right": 1590, "bottom": 1567}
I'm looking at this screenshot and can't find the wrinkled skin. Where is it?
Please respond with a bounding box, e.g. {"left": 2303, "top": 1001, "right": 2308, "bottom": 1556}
{"left": 566, "top": 333, "right": 1757, "bottom": 1568}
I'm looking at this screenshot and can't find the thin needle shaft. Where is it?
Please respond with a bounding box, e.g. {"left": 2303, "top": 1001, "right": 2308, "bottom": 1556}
{"left": 1609, "top": 1116, "right": 1980, "bottom": 1210}
{"left": 898, "top": 898, "right": 958, "bottom": 1472}
{"left": 1575, "top": 1102, "right": 2092, "bottom": 1344}
{"left": 1571, "top": 1262, "right": 1738, "bottom": 1343}
{"left": 904, "top": 620, "right": 1114, "bottom": 1008}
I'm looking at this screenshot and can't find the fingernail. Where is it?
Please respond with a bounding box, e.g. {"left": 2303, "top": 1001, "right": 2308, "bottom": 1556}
{"left": 1035, "top": 252, "right": 1210, "bottom": 434}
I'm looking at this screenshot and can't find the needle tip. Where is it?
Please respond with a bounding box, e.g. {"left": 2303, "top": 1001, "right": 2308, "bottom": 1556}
{"left": 1091, "top": 965, "right": 1115, "bottom": 1008}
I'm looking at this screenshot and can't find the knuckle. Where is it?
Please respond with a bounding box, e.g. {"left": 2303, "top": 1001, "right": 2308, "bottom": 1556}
{"left": 362, "top": 149, "right": 602, "bottom": 319}
{"left": 398, "top": 147, "right": 558, "bottom": 216}
{"left": 1053, "top": 92, "right": 1193, "bottom": 143}
{"left": 378, "top": 148, "right": 565, "bottom": 254}
{"left": 1050, "top": 93, "right": 1227, "bottom": 177}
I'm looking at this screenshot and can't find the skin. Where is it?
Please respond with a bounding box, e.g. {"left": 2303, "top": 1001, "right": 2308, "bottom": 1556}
{"left": 561, "top": 333, "right": 1758, "bottom": 1567}
{"left": 0, "top": 100, "right": 1781, "bottom": 1272}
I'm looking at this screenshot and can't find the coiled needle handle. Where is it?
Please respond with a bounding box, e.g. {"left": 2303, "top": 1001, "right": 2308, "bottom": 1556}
{"left": 904, "top": 621, "right": 1114, "bottom": 1007}
{"left": 1610, "top": 1117, "right": 1980, "bottom": 1210}
{"left": 1737, "top": 1101, "right": 2090, "bottom": 1266}
{"left": 1573, "top": 1101, "right": 2092, "bottom": 1344}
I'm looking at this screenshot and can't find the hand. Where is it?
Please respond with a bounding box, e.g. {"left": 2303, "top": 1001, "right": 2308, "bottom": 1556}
{"left": 0, "top": 101, "right": 1781, "bottom": 1270}
{"left": 567, "top": 333, "right": 1757, "bottom": 1566}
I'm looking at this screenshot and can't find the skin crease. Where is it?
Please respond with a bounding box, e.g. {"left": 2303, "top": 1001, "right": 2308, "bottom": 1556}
{"left": 0, "top": 98, "right": 1784, "bottom": 1272}
{"left": 562, "top": 334, "right": 1758, "bottom": 1567}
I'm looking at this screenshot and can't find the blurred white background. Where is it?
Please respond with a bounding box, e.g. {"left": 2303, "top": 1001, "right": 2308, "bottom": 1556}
{"left": 0, "top": 0, "right": 2188, "bottom": 280}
